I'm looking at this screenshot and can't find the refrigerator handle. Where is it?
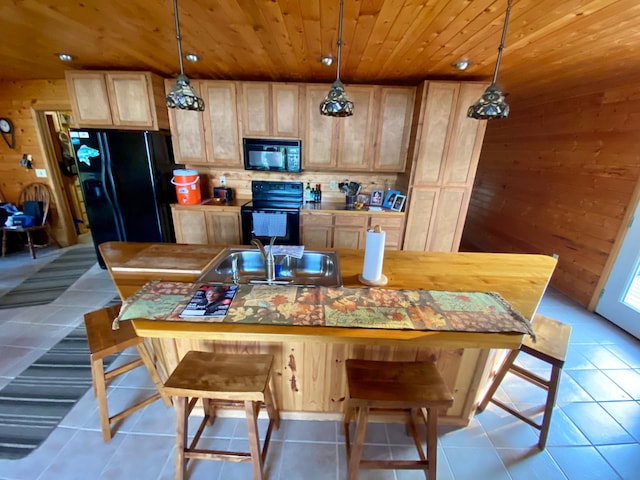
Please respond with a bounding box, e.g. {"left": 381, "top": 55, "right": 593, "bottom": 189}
{"left": 99, "top": 132, "right": 128, "bottom": 241}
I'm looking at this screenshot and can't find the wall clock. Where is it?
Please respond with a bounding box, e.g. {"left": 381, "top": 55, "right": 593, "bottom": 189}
{"left": 0, "top": 117, "right": 15, "bottom": 149}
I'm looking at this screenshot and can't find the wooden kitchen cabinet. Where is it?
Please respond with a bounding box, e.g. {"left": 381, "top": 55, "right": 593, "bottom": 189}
{"left": 304, "top": 85, "right": 338, "bottom": 170}
{"left": 240, "top": 82, "right": 300, "bottom": 138}
{"left": 333, "top": 214, "right": 368, "bottom": 249}
{"left": 201, "top": 81, "right": 242, "bottom": 167}
{"left": 165, "top": 79, "right": 207, "bottom": 164}
{"left": 373, "top": 87, "right": 415, "bottom": 172}
{"left": 301, "top": 213, "right": 333, "bottom": 248}
{"left": 171, "top": 206, "right": 241, "bottom": 245}
{"left": 404, "top": 81, "right": 487, "bottom": 252}
{"left": 369, "top": 214, "right": 405, "bottom": 250}
{"left": 65, "top": 71, "right": 169, "bottom": 130}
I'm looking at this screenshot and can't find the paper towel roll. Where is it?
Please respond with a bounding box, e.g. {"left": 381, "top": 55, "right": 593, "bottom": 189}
{"left": 362, "top": 227, "right": 386, "bottom": 281}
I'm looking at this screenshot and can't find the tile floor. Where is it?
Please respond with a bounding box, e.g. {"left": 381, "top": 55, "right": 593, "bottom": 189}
{"left": 1, "top": 242, "right": 639, "bottom": 479}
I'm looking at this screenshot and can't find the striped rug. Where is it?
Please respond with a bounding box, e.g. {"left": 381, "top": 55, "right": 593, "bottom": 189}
{"left": 0, "top": 246, "right": 98, "bottom": 309}
{"left": 0, "top": 324, "right": 119, "bottom": 459}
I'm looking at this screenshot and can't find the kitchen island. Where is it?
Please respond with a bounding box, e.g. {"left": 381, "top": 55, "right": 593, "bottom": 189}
{"left": 100, "top": 241, "right": 556, "bottom": 425}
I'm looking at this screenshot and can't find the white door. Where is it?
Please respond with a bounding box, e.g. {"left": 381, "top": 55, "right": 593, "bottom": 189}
{"left": 596, "top": 199, "right": 640, "bottom": 339}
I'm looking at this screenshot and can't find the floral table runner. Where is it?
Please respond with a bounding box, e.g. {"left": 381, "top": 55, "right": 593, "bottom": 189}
{"left": 115, "top": 281, "right": 533, "bottom": 337}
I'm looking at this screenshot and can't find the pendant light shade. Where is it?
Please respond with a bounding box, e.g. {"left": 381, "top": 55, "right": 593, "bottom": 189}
{"left": 320, "top": 0, "right": 353, "bottom": 117}
{"left": 166, "top": 0, "right": 205, "bottom": 111}
{"left": 468, "top": 0, "right": 512, "bottom": 120}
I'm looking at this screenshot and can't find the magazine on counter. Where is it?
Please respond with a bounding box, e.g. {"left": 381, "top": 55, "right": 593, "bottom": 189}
{"left": 179, "top": 284, "right": 238, "bottom": 318}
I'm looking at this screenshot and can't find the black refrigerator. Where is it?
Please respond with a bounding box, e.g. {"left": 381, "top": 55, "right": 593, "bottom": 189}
{"left": 69, "top": 129, "right": 178, "bottom": 268}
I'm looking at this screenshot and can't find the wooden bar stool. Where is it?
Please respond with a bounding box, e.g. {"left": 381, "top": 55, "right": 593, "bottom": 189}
{"left": 343, "top": 359, "right": 453, "bottom": 480}
{"left": 84, "top": 305, "right": 171, "bottom": 442}
{"left": 477, "top": 314, "right": 572, "bottom": 449}
{"left": 163, "top": 351, "right": 280, "bottom": 480}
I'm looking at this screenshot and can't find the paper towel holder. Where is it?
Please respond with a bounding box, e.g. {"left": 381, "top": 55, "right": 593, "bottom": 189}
{"left": 358, "top": 225, "right": 389, "bottom": 286}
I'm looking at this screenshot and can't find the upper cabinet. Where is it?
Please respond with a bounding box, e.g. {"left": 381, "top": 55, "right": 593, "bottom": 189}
{"left": 165, "top": 79, "right": 207, "bottom": 164}
{"left": 201, "top": 81, "right": 242, "bottom": 167}
{"left": 303, "top": 84, "right": 413, "bottom": 172}
{"left": 374, "top": 87, "right": 415, "bottom": 172}
{"left": 65, "top": 71, "right": 169, "bottom": 130}
{"left": 240, "top": 82, "right": 300, "bottom": 138}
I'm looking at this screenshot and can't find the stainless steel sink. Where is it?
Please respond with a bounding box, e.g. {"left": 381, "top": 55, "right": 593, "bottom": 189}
{"left": 198, "top": 247, "right": 342, "bottom": 287}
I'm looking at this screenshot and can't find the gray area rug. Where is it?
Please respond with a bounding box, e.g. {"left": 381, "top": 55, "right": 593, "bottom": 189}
{"left": 0, "top": 247, "right": 97, "bottom": 309}
{"left": 0, "top": 325, "right": 118, "bottom": 459}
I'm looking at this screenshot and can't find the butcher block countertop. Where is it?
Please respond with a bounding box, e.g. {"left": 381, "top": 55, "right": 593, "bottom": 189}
{"left": 100, "top": 242, "right": 556, "bottom": 348}
{"left": 99, "top": 241, "right": 557, "bottom": 423}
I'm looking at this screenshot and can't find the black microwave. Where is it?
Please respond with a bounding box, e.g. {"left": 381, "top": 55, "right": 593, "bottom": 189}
{"left": 243, "top": 138, "right": 302, "bottom": 173}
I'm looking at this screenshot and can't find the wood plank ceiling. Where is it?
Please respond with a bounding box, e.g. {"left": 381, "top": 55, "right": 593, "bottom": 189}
{"left": 2, "top": 0, "right": 640, "bottom": 102}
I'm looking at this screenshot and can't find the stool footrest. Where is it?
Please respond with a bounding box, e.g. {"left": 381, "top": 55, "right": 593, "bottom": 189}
{"left": 109, "top": 393, "right": 162, "bottom": 424}
{"left": 490, "top": 399, "right": 542, "bottom": 430}
{"left": 103, "top": 358, "right": 144, "bottom": 381}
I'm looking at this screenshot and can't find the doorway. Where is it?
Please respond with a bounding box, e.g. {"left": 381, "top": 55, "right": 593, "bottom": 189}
{"left": 596, "top": 198, "right": 640, "bottom": 339}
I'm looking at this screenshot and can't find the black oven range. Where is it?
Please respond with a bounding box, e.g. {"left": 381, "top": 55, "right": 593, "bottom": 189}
{"left": 241, "top": 180, "right": 303, "bottom": 245}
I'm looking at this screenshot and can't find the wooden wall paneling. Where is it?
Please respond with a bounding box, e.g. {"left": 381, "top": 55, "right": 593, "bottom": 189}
{"left": 165, "top": 79, "right": 207, "bottom": 163}
{"left": 301, "top": 343, "right": 328, "bottom": 411}
{"left": 463, "top": 80, "right": 640, "bottom": 307}
{"left": 281, "top": 342, "right": 304, "bottom": 411}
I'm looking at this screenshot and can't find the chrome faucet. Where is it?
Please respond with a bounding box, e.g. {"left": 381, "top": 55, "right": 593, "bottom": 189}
{"left": 251, "top": 236, "right": 277, "bottom": 283}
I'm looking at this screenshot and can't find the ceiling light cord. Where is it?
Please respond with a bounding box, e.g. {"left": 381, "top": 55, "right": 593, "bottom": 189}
{"left": 173, "top": 0, "right": 186, "bottom": 76}
{"left": 491, "top": 0, "right": 512, "bottom": 86}
{"left": 335, "top": 0, "right": 345, "bottom": 83}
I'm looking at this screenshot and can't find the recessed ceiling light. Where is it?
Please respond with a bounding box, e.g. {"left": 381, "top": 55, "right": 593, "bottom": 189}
{"left": 451, "top": 59, "right": 471, "bottom": 71}
{"left": 57, "top": 53, "right": 74, "bottom": 62}
{"left": 320, "top": 56, "right": 334, "bottom": 67}
{"left": 184, "top": 53, "right": 199, "bottom": 62}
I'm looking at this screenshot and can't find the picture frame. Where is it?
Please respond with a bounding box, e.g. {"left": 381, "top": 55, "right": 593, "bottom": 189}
{"left": 391, "top": 194, "right": 406, "bottom": 212}
{"left": 369, "top": 189, "right": 384, "bottom": 206}
{"left": 382, "top": 190, "right": 401, "bottom": 209}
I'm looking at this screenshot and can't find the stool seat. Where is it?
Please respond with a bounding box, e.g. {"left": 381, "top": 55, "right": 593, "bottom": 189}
{"left": 164, "top": 351, "right": 280, "bottom": 480}
{"left": 84, "top": 305, "right": 171, "bottom": 442}
{"left": 344, "top": 359, "right": 453, "bottom": 480}
{"left": 478, "top": 314, "right": 571, "bottom": 449}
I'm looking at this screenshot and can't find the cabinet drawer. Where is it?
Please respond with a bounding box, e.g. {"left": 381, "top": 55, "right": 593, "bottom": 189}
{"left": 334, "top": 215, "right": 368, "bottom": 227}
{"left": 301, "top": 213, "right": 333, "bottom": 226}
{"left": 369, "top": 215, "right": 403, "bottom": 229}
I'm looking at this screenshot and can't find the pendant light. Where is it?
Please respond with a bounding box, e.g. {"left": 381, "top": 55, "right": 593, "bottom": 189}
{"left": 468, "top": 0, "right": 512, "bottom": 120}
{"left": 319, "top": 0, "right": 354, "bottom": 117}
{"left": 165, "top": 0, "right": 205, "bottom": 111}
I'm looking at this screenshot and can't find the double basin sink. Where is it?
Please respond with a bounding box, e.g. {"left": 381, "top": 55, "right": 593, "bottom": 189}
{"left": 198, "top": 247, "right": 342, "bottom": 287}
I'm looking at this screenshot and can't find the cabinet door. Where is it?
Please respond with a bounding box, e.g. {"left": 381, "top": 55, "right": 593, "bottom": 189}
{"left": 65, "top": 72, "right": 113, "bottom": 126}
{"left": 403, "top": 188, "right": 437, "bottom": 251}
{"left": 333, "top": 214, "right": 367, "bottom": 249}
{"left": 202, "top": 81, "right": 242, "bottom": 166}
{"left": 369, "top": 215, "right": 405, "bottom": 250}
{"left": 241, "top": 83, "right": 270, "bottom": 137}
{"left": 301, "top": 213, "right": 333, "bottom": 248}
{"left": 205, "top": 211, "right": 241, "bottom": 245}
{"left": 374, "top": 87, "right": 415, "bottom": 172}
{"left": 336, "top": 86, "right": 375, "bottom": 171}
{"left": 412, "top": 82, "right": 459, "bottom": 185}
{"left": 165, "top": 79, "right": 207, "bottom": 163}
{"left": 304, "top": 85, "right": 337, "bottom": 169}
{"left": 272, "top": 84, "right": 300, "bottom": 138}
{"left": 106, "top": 72, "right": 155, "bottom": 128}
{"left": 172, "top": 209, "right": 208, "bottom": 244}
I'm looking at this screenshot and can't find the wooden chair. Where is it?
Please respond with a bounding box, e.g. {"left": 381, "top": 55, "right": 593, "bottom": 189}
{"left": 477, "top": 314, "right": 572, "bottom": 449}
{"left": 84, "top": 305, "right": 171, "bottom": 442}
{"left": 343, "top": 359, "right": 454, "bottom": 480}
{"left": 163, "top": 351, "right": 280, "bottom": 480}
{"left": 1, "top": 182, "right": 61, "bottom": 258}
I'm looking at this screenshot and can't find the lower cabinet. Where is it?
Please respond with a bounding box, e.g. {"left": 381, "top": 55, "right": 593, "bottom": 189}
{"left": 301, "top": 212, "right": 403, "bottom": 250}
{"left": 172, "top": 206, "right": 241, "bottom": 245}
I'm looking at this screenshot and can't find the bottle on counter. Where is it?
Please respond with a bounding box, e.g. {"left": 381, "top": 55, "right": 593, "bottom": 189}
{"left": 315, "top": 184, "right": 322, "bottom": 203}
{"left": 305, "top": 182, "right": 312, "bottom": 202}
